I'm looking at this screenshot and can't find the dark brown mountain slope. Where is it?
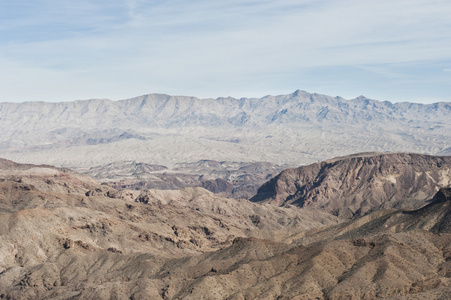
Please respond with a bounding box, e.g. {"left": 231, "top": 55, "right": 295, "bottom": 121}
{"left": 251, "top": 152, "right": 451, "bottom": 218}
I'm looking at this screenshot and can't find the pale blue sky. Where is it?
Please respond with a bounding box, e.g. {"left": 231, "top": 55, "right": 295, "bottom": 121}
{"left": 1, "top": 0, "right": 450, "bottom": 103}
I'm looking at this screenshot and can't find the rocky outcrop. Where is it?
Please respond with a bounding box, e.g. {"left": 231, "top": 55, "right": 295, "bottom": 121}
{"left": 201, "top": 178, "right": 233, "bottom": 194}
{"left": 251, "top": 153, "right": 451, "bottom": 218}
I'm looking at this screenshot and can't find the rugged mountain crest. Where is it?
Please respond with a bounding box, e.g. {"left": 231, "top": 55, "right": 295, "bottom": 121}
{"left": 2, "top": 90, "right": 450, "bottom": 131}
{"left": 251, "top": 153, "right": 451, "bottom": 218}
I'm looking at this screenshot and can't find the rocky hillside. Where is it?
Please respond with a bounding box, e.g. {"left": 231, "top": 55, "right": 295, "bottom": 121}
{"left": 1, "top": 158, "right": 451, "bottom": 299}
{"left": 0, "top": 158, "right": 338, "bottom": 298}
{"left": 251, "top": 153, "right": 451, "bottom": 218}
{"left": 1, "top": 90, "right": 450, "bottom": 168}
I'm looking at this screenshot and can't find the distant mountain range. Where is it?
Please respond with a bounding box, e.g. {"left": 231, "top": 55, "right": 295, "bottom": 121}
{"left": 1, "top": 90, "right": 450, "bottom": 168}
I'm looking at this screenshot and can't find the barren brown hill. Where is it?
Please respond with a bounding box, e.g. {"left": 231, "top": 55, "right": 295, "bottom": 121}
{"left": 162, "top": 190, "right": 451, "bottom": 299}
{"left": 1, "top": 156, "right": 451, "bottom": 299}
{"left": 251, "top": 153, "right": 451, "bottom": 218}
{"left": 0, "top": 158, "right": 339, "bottom": 299}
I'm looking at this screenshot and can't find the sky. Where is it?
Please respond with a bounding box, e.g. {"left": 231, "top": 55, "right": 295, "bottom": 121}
{"left": 0, "top": 0, "right": 450, "bottom": 104}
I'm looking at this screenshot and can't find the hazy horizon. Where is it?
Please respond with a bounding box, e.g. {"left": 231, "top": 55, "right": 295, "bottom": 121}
{"left": 1, "top": 89, "right": 451, "bottom": 105}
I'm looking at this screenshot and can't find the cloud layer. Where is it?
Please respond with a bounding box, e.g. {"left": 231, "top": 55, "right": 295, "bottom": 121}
{"left": 1, "top": 0, "right": 450, "bottom": 103}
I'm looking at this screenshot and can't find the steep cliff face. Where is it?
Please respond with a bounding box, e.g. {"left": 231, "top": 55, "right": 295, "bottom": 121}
{"left": 251, "top": 153, "right": 451, "bottom": 218}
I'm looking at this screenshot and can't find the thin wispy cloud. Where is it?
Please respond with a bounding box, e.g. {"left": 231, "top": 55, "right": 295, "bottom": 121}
{"left": 0, "top": 0, "right": 450, "bottom": 103}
